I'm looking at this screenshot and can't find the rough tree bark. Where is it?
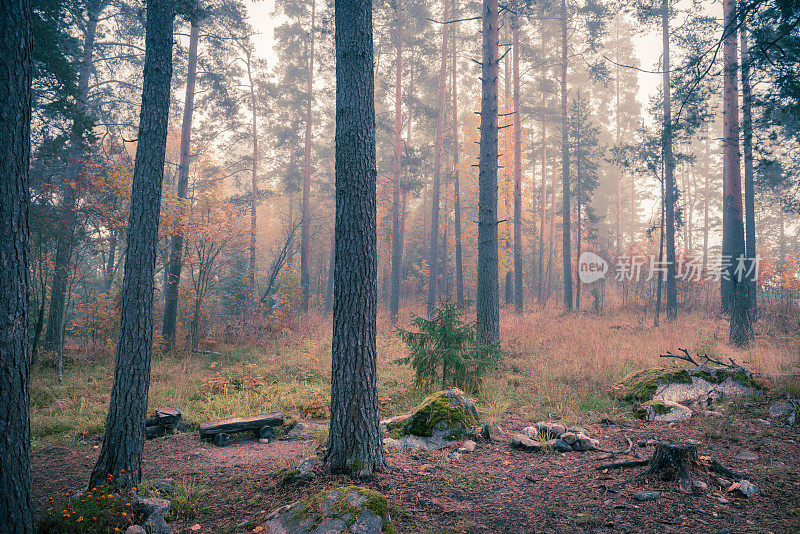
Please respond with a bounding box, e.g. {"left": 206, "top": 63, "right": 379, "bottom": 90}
{"left": 661, "top": 0, "right": 677, "bottom": 321}
{"left": 325, "top": 0, "right": 386, "bottom": 477}
{"left": 702, "top": 123, "right": 710, "bottom": 272}
{"left": 740, "top": 20, "right": 757, "bottom": 320}
{"left": 427, "top": 0, "right": 449, "bottom": 319}
{"left": 162, "top": 16, "right": 199, "bottom": 349}
{"left": 512, "top": 4, "right": 523, "bottom": 314}
{"left": 721, "top": 0, "right": 750, "bottom": 344}
{"left": 90, "top": 0, "right": 175, "bottom": 488}
{"left": 452, "top": 16, "right": 464, "bottom": 306}
{"left": 477, "top": 0, "right": 500, "bottom": 346}
{"left": 389, "top": 0, "right": 403, "bottom": 323}
{"left": 560, "top": 0, "right": 573, "bottom": 313}
{"left": 0, "top": 0, "right": 33, "bottom": 528}
{"left": 300, "top": 0, "right": 316, "bottom": 313}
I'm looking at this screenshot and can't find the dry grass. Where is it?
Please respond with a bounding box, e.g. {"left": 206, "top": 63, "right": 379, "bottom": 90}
{"left": 30, "top": 303, "right": 799, "bottom": 447}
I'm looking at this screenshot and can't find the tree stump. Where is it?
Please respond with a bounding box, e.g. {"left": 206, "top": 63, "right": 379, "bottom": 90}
{"left": 644, "top": 441, "right": 699, "bottom": 493}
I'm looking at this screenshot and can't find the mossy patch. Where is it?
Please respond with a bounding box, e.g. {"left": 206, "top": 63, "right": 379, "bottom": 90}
{"left": 289, "top": 486, "right": 394, "bottom": 533}
{"left": 400, "top": 392, "right": 478, "bottom": 440}
{"left": 651, "top": 402, "right": 672, "bottom": 415}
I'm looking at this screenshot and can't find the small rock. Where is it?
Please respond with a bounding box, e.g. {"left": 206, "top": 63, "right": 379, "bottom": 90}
{"left": 572, "top": 435, "right": 599, "bottom": 452}
{"left": 567, "top": 426, "right": 590, "bottom": 436}
{"left": 281, "top": 457, "right": 319, "bottom": 485}
{"left": 736, "top": 479, "right": 758, "bottom": 497}
{"left": 559, "top": 432, "right": 578, "bottom": 445}
{"left": 144, "top": 514, "right": 171, "bottom": 534}
{"left": 756, "top": 418, "right": 771, "bottom": 425}
{"left": 125, "top": 526, "right": 146, "bottom": 534}
{"left": 735, "top": 451, "right": 759, "bottom": 461}
{"left": 154, "top": 478, "right": 175, "bottom": 494}
{"left": 459, "top": 440, "right": 477, "bottom": 453}
{"left": 480, "top": 423, "right": 492, "bottom": 441}
{"left": 176, "top": 421, "right": 191, "bottom": 432}
{"left": 769, "top": 401, "right": 797, "bottom": 425}
{"left": 134, "top": 496, "right": 170, "bottom": 518}
{"left": 692, "top": 480, "right": 708, "bottom": 491}
{"left": 258, "top": 425, "right": 275, "bottom": 440}
{"left": 716, "top": 477, "right": 731, "bottom": 487}
{"left": 543, "top": 438, "right": 572, "bottom": 452}
{"left": 382, "top": 437, "right": 404, "bottom": 450}
{"left": 447, "top": 451, "right": 462, "bottom": 462}
{"left": 511, "top": 433, "right": 542, "bottom": 451}
{"left": 213, "top": 433, "right": 230, "bottom": 447}
{"left": 633, "top": 491, "right": 660, "bottom": 502}
{"left": 642, "top": 401, "right": 693, "bottom": 422}
{"left": 258, "top": 438, "right": 270, "bottom": 444}
{"left": 534, "top": 421, "right": 566, "bottom": 438}
{"left": 716, "top": 528, "right": 732, "bottom": 534}
{"left": 521, "top": 426, "right": 539, "bottom": 440}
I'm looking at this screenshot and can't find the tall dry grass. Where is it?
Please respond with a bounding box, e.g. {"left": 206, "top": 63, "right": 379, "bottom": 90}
{"left": 30, "top": 304, "right": 799, "bottom": 446}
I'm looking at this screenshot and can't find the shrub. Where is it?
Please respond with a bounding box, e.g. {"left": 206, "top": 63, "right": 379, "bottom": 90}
{"left": 395, "top": 300, "right": 501, "bottom": 393}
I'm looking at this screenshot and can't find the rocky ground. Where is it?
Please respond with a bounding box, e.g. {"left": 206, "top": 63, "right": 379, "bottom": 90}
{"left": 32, "top": 394, "right": 800, "bottom": 534}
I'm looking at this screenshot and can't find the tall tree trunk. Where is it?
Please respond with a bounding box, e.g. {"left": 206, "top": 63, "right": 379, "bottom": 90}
{"left": 104, "top": 230, "right": 117, "bottom": 292}
{"left": 661, "top": 0, "right": 678, "bottom": 321}
{"left": 324, "top": 232, "right": 334, "bottom": 312}
{"left": 161, "top": 17, "right": 199, "bottom": 348}
{"left": 615, "top": 33, "right": 622, "bottom": 256}
{"left": 512, "top": 5, "right": 523, "bottom": 314}
{"left": 477, "top": 0, "right": 500, "bottom": 345}
{"left": 452, "top": 17, "right": 464, "bottom": 306}
{"left": 547, "top": 158, "right": 556, "bottom": 301}
{"left": 560, "top": 0, "right": 573, "bottom": 313}
{"left": 44, "top": 0, "right": 103, "bottom": 351}
{"left": 90, "top": 0, "right": 175, "bottom": 488}
{"left": 721, "top": 0, "right": 749, "bottom": 343}
{"left": 248, "top": 53, "right": 259, "bottom": 309}
{"left": 655, "top": 171, "right": 665, "bottom": 327}
{"left": 389, "top": 1, "right": 403, "bottom": 323}
{"left": 740, "top": 20, "right": 757, "bottom": 319}
{"left": 428, "top": 0, "right": 449, "bottom": 319}
{"left": 325, "top": 0, "right": 385, "bottom": 477}
{"left": 301, "top": 0, "right": 316, "bottom": 313}
{"left": 0, "top": 0, "right": 33, "bottom": 527}
{"left": 575, "top": 150, "right": 581, "bottom": 312}
{"left": 538, "top": 90, "right": 547, "bottom": 304}
{"left": 702, "top": 123, "right": 710, "bottom": 272}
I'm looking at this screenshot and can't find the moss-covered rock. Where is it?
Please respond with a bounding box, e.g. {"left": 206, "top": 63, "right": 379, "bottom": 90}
{"left": 613, "top": 366, "right": 760, "bottom": 405}
{"left": 381, "top": 389, "right": 480, "bottom": 446}
{"left": 635, "top": 400, "right": 693, "bottom": 422}
{"left": 264, "top": 486, "right": 393, "bottom": 534}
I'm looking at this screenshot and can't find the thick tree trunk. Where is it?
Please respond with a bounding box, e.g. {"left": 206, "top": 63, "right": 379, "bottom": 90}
{"left": 44, "top": 0, "right": 103, "bottom": 352}
{"left": 90, "top": 0, "right": 175, "bottom": 488}
{"left": 477, "top": 0, "right": 500, "bottom": 346}
{"left": 162, "top": 17, "right": 199, "bottom": 349}
{"left": 575, "top": 157, "right": 581, "bottom": 313}
{"left": 661, "top": 0, "right": 677, "bottom": 321}
{"left": 389, "top": 1, "right": 403, "bottom": 323}
{"left": 560, "top": 0, "right": 573, "bottom": 313}
{"left": 452, "top": 20, "right": 464, "bottom": 307}
{"left": 538, "top": 90, "right": 547, "bottom": 304}
{"left": 721, "top": 0, "right": 749, "bottom": 343}
{"left": 512, "top": 6, "right": 523, "bottom": 314}
{"left": 301, "top": 0, "right": 316, "bottom": 313}
{"left": 325, "top": 0, "right": 385, "bottom": 477}
{"left": 655, "top": 172, "right": 665, "bottom": 327}
{"left": 0, "top": 0, "right": 33, "bottom": 528}
{"left": 740, "top": 21, "right": 757, "bottom": 320}
{"left": 428, "top": 0, "right": 449, "bottom": 319}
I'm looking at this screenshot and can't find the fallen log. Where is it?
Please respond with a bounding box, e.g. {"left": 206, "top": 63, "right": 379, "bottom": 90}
{"left": 199, "top": 413, "right": 284, "bottom": 439}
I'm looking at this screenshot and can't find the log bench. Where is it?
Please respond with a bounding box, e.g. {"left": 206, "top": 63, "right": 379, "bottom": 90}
{"left": 199, "top": 413, "right": 284, "bottom": 441}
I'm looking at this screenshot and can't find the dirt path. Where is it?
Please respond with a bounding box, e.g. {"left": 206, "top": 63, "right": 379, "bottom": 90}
{"left": 33, "top": 402, "right": 799, "bottom": 533}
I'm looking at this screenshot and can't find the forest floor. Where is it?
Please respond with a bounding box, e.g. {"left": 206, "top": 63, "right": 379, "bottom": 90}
{"left": 30, "top": 305, "right": 800, "bottom": 533}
